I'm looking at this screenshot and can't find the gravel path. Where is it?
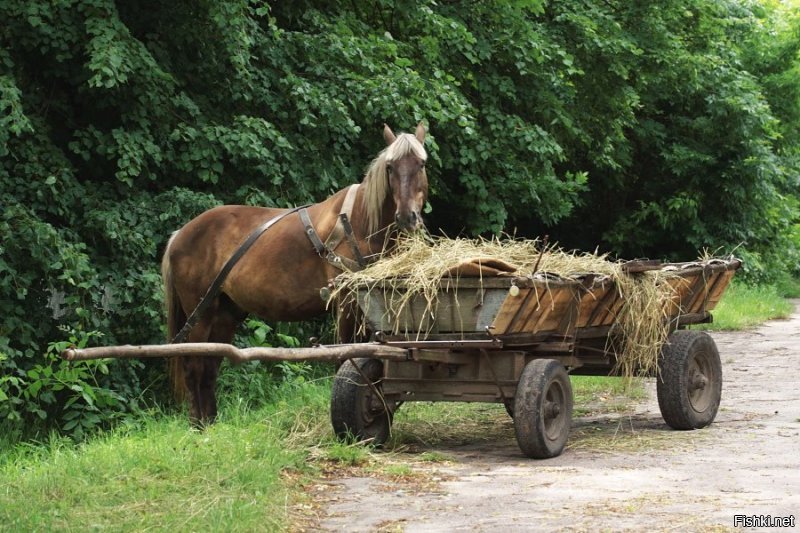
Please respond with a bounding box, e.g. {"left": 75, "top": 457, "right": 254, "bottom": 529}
{"left": 317, "top": 303, "right": 800, "bottom": 532}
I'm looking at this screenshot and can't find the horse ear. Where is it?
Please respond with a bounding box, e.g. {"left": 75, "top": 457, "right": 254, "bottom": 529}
{"left": 415, "top": 121, "right": 426, "bottom": 143}
{"left": 383, "top": 124, "right": 397, "bottom": 145}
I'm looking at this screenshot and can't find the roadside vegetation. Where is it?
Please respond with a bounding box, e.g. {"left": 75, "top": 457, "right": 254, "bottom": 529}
{"left": 697, "top": 281, "right": 795, "bottom": 331}
{"left": 2, "top": 0, "right": 800, "bottom": 529}
{"left": 3, "top": 0, "right": 800, "bottom": 443}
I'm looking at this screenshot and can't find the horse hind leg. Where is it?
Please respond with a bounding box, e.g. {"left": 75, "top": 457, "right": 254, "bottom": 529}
{"left": 181, "top": 316, "right": 215, "bottom": 427}
{"left": 192, "top": 301, "right": 241, "bottom": 425}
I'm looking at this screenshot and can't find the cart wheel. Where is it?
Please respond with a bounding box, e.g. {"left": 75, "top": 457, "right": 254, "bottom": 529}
{"left": 657, "top": 330, "right": 722, "bottom": 430}
{"left": 513, "top": 359, "right": 573, "bottom": 459}
{"left": 330, "top": 358, "right": 393, "bottom": 446}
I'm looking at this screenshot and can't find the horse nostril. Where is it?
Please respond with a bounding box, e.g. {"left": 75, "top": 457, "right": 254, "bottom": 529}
{"left": 395, "top": 211, "right": 421, "bottom": 230}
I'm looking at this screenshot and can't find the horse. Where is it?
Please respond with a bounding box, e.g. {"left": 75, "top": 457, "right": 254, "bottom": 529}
{"left": 161, "top": 122, "right": 429, "bottom": 425}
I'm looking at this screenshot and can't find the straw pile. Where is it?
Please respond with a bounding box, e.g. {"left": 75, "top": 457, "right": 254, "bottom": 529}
{"left": 331, "top": 235, "right": 683, "bottom": 377}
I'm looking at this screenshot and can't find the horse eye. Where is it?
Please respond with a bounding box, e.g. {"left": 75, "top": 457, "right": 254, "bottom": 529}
{"left": 386, "top": 164, "right": 393, "bottom": 174}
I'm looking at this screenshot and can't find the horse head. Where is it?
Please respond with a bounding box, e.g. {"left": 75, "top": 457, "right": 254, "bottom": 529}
{"left": 381, "top": 122, "right": 428, "bottom": 232}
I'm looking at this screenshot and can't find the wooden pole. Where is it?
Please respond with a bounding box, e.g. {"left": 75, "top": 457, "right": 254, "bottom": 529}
{"left": 61, "top": 342, "right": 409, "bottom": 364}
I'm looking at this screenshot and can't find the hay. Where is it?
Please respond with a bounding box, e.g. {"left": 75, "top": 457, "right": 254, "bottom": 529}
{"left": 330, "top": 235, "right": 682, "bottom": 377}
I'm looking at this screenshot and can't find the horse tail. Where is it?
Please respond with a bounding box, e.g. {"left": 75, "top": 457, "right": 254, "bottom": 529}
{"left": 162, "top": 231, "right": 187, "bottom": 403}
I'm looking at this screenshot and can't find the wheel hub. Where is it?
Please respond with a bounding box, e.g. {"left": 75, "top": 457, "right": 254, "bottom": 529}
{"left": 690, "top": 372, "right": 708, "bottom": 391}
{"left": 687, "top": 351, "right": 716, "bottom": 413}
{"left": 544, "top": 401, "right": 561, "bottom": 419}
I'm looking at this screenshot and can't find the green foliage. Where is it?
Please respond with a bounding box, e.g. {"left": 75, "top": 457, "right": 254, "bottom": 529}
{"left": 696, "top": 281, "right": 794, "bottom": 331}
{"left": 215, "top": 319, "right": 326, "bottom": 414}
{"left": 1, "top": 327, "right": 143, "bottom": 441}
{"left": 1, "top": 0, "right": 799, "bottom": 440}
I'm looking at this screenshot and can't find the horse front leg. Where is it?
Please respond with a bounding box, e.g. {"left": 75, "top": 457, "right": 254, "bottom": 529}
{"left": 335, "top": 302, "right": 369, "bottom": 371}
{"left": 336, "top": 300, "right": 368, "bottom": 344}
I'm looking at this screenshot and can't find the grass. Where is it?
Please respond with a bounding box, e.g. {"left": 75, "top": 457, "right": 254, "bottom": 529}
{"left": 0, "top": 373, "right": 650, "bottom": 531}
{"left": 571, "top": 376, "right": 647, "bottom": 416}
{"left": 0, "top": 381, "right": 334, "bottom": 532}
{"left": 0, "top": 280, "right": 795, "bottom": 530}
{"left": 696, "top": 281, "right": 794, "bottom": 331}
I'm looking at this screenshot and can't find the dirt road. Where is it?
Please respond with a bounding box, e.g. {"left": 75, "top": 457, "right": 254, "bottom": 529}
{"left": 317, "top": 303, "right": 800, "bottom": 532}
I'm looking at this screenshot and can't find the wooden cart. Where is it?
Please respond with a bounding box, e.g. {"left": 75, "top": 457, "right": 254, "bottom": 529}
{"left": 329, "top": 258, "right": 740, "bottom": 458}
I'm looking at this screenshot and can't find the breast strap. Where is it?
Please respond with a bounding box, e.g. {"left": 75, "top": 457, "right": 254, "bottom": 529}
{"left": 299, "top": 184, "right": 365, "bottom": 271}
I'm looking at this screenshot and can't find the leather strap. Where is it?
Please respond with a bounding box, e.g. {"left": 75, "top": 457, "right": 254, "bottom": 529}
{"left": 300, "top": 184, "right": 366, "bottom": 272}
{"left": 171, "top": 205, "right": 307, "bottom": 344}
{"left": 323, "top": 184, "right": 360, "bottom": 253}
{"left": 299, "top": 207, "right": 326, "bottom": 256}
{"left": 339, "top": 212, "right": 366, "bottom": 267}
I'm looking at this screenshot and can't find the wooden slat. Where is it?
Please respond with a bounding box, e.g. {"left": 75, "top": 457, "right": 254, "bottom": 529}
{"left": 522, "top": 286, "right": 576, "bottom": 333}
{"left": 508, "top": 287, "right": 543, "bottom": 334}
{"left": 704, "top": 270, "right": 735, "bottom": 311}
{"left": 683, "top": 274, "right": 710, "bottom": 314}
{"left": 603, "top": 290, "right": 626, "bottom": 325}
{"left": 519, "top": 287, "right": 555, "bottom": 333}
{"left": 580, "top": 285, "right": 619, "bottom": 328}
{"left": 491, "top": 287, "right": 533, "bottom": 334}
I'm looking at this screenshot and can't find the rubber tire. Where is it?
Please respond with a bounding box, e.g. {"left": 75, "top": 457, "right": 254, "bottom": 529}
{"left": 330, "top": 358, "right": 393, "bottom": 446}
{"left": 657, "top": 330, "right": 722, "bottom": 430}
{"left": 513, "top": 359, "right": 573, "bottom": 459}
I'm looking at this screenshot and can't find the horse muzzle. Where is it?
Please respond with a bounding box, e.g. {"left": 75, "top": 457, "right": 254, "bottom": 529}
{"left": 395, "top": 210, "right": 423, "bottom": 232}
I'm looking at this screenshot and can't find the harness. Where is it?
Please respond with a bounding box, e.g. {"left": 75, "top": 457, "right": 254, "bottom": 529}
{"left": 171, "top": 204, "right": 307, "bottom": 344}
{"left": 299, "top": 184, "right": 366, "bottom": 272}
{"left": 171, "top": 185, "right": 368, "bottom": 344}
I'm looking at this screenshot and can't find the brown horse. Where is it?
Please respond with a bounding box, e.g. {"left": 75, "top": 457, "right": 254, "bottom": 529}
{"left": 161, "top": 123, "right": 428, "bottom": 424}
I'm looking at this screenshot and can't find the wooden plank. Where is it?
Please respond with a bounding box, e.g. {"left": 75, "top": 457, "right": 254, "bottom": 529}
{"left": 621, "top": 259, "right": 664, "bottom": 273}
{"left": 491, "top": 287, "right": 533, "bottom": 334}
{"left": 689, "top": 271, "right": 726, "bottom": 314}
{"left": 682, "top": 273, "right": 710, "bottom": 314}
{"left": 580, "top": 285, "right": 618, "bottom": 328}
{"left": 555, "top": 289, "right": 581, "bottom": 336}
{"left": 602, "top": 290, "right": 626, "bottom": 325}
{"left": 704, "top": 270, "right": 735, "bottom": 311}
{"left": 663, "top": 276, "right": 691, "bottom": 316}
{"left": 520, "top": 286, "right": 555, "bottom": 333}
{"left": 512, "top": 287, "right": 548, "bottom": 333}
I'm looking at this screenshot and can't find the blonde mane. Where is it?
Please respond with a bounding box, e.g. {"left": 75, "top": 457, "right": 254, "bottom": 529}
{"left": 361, "top": 133, "right": 427, "bottom": 235}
